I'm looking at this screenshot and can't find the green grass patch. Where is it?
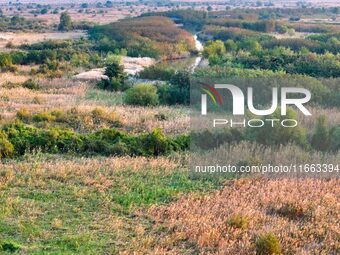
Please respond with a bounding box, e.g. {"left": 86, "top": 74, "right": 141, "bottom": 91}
{"left": 85, "top": 88, "right": 123, "bottom": 106}
{"left": 0, "top": 158, "right": 225, "bottom": 254}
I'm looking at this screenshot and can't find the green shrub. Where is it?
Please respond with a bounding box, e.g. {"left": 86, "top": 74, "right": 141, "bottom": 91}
{"left": 245, "top": 108, "right": 306, "bottom": 146}
{"left": 227, "top": 214, "right": 249, "bottom": 229}
{"left": 22, "top": 79, "right": 40, "bottom": 90}
{"left": 138, "top": 65, "right": 175, "bottom": 81}
{"left": 191, "top": 128, "right": 243, "bottom": 150}
{"left": 157, "top": 70, "right": 191, "bottom": 105}
{"left": 0, "top": 240, "right": 21, "bottom": 252}
{"left": 16, "top": 108, "right": 32, "bottom": 122}
{"left": 124, "top": 83, "right": 159, "bottom": 106}
{"left": 33, "top": 111, "right": 57, "bottom": 122}
{"left": 2, "top": 124, "right": 188, "bottom": 158}
{"left": 330, "top": 125, "right": 340, "bottom": 151}
{"left": 142, "top": 128, "right": 170, "bottom": 156}
{"left": 0, "top": 131, "right": 14, "bottom": 159}
{"left": 255, "top": 233, "right": 281, "bottom": 255}
{"left": 96, "top": 59, "right": 127, "bottom": 91}
{"left": 311, "top": 116, "right": 331, "bottom": 151}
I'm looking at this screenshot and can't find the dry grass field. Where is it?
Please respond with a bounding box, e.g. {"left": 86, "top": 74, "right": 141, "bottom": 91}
{"left": 0, "top": 31, "right": 86, "bottom": 50}
{"left": 150, "top": 178, "right": 339, "bottom": 254}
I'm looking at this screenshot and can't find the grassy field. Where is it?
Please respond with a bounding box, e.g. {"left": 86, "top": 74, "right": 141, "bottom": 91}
{"left": 0, "top": 4, "right": 339, "bottom": 255}
{"left": 0, "top": 155, "right": 226, "bottom": 254}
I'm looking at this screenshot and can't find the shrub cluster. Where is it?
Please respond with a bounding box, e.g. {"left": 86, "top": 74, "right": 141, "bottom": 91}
{"left": 16, "top": 108, "right": 122, "bottom": 131}
{"left": 89, "top": 16, "right": 195, "bottom": 59}
{"left": 0, "top": 124, "right": 189, "bottom": 159}
{"left": 123, "top": 84, "right": 159, "bottom": 106}
{"left": 158, "top": 70, "right": 191, "bottom": 105}
{"left": 191, "top": 113, "right": 339, "bottom": 152}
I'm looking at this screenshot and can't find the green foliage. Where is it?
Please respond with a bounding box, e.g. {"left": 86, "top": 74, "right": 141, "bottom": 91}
{"left": 310, "top": 116, "right": 340, "bottom": 152}
{"left": 157, "top": 70, "right": 191, "bottom": 106}
{"left": 22, "top": 79, "right": 40, "bottom": 90}
{"left": 0, "top": 53, "right": 13, "bottom": 71}
{"left": 142, "top": 128, "right": 170, "bottom": 156}
{"left": 58, "top": 12, "right": 72, "bottom": 31}
{"left": 0, "top": 240, "right": 21, "bottom": 252}
{"left": 1, "top": 124, "right": 189, "bottom": 158}
{"left": 311, "top": 116, "right": 331, "bottom": 152}
{"left": 104, "top": 59, "right": 124, "bottom": 79}
{"left": 227, "top": 214, "right": 249, "bottom": 229}
{"left": 203, "top": 40, "right": 226, "bottom": 58}
{"left": 225, "top": 39, "right": 238, "bottom": 52}
{"left": 0, "top": 131, "right": 14, "bottom": 159}
{"left": 330, "top": 126, "right": 340, "bottom": 151}
{"left": 225, "top": 48, "right": 340, "bottom": 78}
{"left": 0, "top": 15, "right": 49, "bottom": 32}
{"left": 97, "top": 59, "right": 126, "bottom": 91}
{"left": 89, "top": 16, "right": 195, "bottom": 59}
{"left": 16, "top": 108, "right": 122, "bottom": 131}
{"left": 142, "top": 9, "right": 207, "bottom": 31}
{"left": 124, "top": 84, "right": 159, "bottom": 106}
{"left": 255, "top": 233, "right": 281, "bottom": 255}
{"left": 191, "top": 128, "right": 243, "bottom": 150}
{"left": 245, "top": 108, "right": 306, "bottom": 146}
{"left": 138, "top": 64, "right": 175, "bottom": 81}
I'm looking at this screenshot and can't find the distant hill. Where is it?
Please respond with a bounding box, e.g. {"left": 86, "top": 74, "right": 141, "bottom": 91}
{"left": 88, "top": 16, "right": 196, "bottom": 59}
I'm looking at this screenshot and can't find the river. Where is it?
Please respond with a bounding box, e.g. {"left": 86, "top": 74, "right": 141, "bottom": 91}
{"left": 161, "top": 33, "right": 204, "bottom": 72}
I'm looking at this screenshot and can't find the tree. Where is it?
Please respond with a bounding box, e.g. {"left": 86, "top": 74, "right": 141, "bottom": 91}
{"left": 311, "top": 116, "right": 331, "bottom": 151}
{"left": 105, "top": 1, "right": 113, "bottom": 8}
{"left": 104, "top": 60, "right": 124, "bottom": 80}
{"left": 245, "top": 108, "right": 306, "bottom": 146}
{"left": 97, "top": 59, "right": 126, "bottom": 91}
{"left": 40, "top": 8, "right": 48, "bottom": 14}
{"left": 203, "top": 40, "right": 226, "bottom": 58}
{"left": 58, "top": 12, "right": 72, "bottom": 31}
{"left": 158, "top": 70, "right": 191, "bottom": 105}
{"left": 124, "top": 84, "right": 159, "bottom": 106}
{"left": 0, "top": 53, "right": 13, "bottom": 70}
{"left": 225, "top": 39, "right": 238, "bottom": 52}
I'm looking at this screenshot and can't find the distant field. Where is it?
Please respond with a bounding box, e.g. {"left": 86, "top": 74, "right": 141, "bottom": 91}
{"left": 0, "top": 31, "right": 86, "bottom": 49}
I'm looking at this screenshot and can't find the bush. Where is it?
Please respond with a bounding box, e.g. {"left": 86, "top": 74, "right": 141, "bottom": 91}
{"left": 0, "top": 240, "right": 21, "bottom": 252}
{"left": 158, "top": 70, "right": 191, "bottom": 105}
{"left": 245, "top": 108, "right": 306, "bottom": 146}
{"left": 255, "top": 233, "right": 281, "bottom": 255}
{"left": 124, "top": 83, "right": 159, "bottom": 106}
{"left": 1, "top": 124, "right": 189, "bottom": 158}
{"left": 97, "top": 77, "right": 127, "bottom": 91}
{"left": 311, "top": 116, "right": 331, "bottom": 152}
{"left": 33, "top": 111, "right": 57, "bottom": 122}
{"left": 191, "top": 128, "right": 243, "bottom": 150}
{"left": 16, "top": 108, "right": 32, "bottom": 122}
{"left": 22, "top": 79, "right": 40, "bottom": 90}
{"left": 227, "top": 214, "right": 249, "bottom": 229}
{"left": 330, "top": 125, "right": 340, "bottom": 151}
{"left": 97, "top": 59, "right": 126, "bottom": 91}
{"left": 138, "top": 65, "right": 175, "bottom": 81}
{"left": 0, "top": 131, "right": 14, "bottom": 159}
{"left": 158, "top": 84, "right": 189, "bottom": 105}
{"left": 142, "top": 128, "right": 170, "bottom": 156}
